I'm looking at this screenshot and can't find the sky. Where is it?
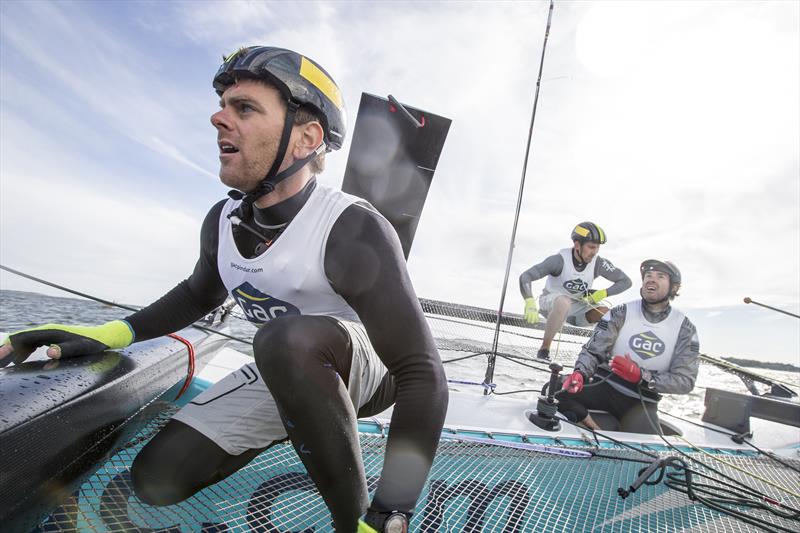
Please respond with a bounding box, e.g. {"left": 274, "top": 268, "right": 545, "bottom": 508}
{"left": 1, "top": 0, "right": 798, "bottom": 364}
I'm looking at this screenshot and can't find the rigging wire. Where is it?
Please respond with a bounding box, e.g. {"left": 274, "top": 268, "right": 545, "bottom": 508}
{"left": 640, "top": 390, "right": 800, "bottom": 501}
{"left": 562, "top": 416, "right": 799, "bottom": 532}
{"left": 485, "top": 0, "right": 555, "bottom": 391}
{"left": 441, "top": 351, "right": 493, "bottom": 364}
{"left": 0, "top": 264, "right": 253, "bottom": 346}
{"left": 672, "top": 434, "right": 800, "bottom": 499}
{"left": 659, "top": 411, "right": 800, "bottom": 475}
{"left": 634, "top": 388, "right": 800, "bottom": 527}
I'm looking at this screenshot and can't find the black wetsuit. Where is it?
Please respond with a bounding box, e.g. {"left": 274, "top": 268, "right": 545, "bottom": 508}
{"left": 127, "top": 178, "right": 448, "bottom": 530}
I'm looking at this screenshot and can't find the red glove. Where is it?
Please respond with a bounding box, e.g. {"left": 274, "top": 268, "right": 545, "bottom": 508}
{"left": 610, "top": 354, "right": 641, "bottom": 383}
{"left": 562, "top": 370, "right": 585, "bottom": 394}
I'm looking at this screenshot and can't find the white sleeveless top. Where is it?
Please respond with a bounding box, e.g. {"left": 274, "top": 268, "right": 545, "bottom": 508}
{"left": 543, "top": 248, "right": 597, "bottom": 296}
{"left": 217, "top": 184, "right": 361, "bottom": 325}
{"left": 611, "top": 300, "right": 685, "bottom": 373}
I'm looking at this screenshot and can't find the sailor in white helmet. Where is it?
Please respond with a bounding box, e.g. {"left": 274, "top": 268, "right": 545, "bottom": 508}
{"left": 558, "top": 260, "right": 701, "bottom": 433}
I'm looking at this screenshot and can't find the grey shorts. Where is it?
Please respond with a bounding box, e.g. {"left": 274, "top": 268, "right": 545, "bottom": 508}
{"left": 173, "top": 320, "right": 387, "bottom": 455}
{"left": 538, "top": 292, "right": 592, "bottom": 327}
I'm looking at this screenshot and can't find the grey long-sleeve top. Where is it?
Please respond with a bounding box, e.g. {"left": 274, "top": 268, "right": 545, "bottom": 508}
{"left": 519, "top": 253, "right": 632, "bottom": 299}
{"left": 574, "top": 302, "right": 700, "bottom": 399}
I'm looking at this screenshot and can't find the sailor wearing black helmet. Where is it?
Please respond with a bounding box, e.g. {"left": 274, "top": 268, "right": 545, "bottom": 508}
{"left": 557, "top": 260, "right": 700, "bottom": 433}
{"left": 0, "top": 46, "right": 446, "bottom": 533}
{"left": 519, "top": 222, "right": 632, "bottom": 360}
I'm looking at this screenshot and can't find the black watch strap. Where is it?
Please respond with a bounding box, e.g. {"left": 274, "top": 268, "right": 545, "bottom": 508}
{"left": 363, "top": 509, "right": 409, "bottom": 533}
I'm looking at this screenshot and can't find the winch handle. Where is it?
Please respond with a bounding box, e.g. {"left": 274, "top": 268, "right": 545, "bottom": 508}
{"left": 547, "top": 363, "right": 563, "bottom": 401}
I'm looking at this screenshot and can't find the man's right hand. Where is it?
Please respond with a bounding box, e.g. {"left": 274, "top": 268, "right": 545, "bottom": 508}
{"left": 523, "top": 297, "right": 540, "bottom": 324}
{"left": 0, "top": 321, "right": 134, "bottom": 368}
{"left": 562, "top": 370, "right": 585, "bottom": 394}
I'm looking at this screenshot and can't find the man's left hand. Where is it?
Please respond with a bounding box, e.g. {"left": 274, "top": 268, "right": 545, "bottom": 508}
{"left": 582, "top": 288, "right": 607, "bottom": 305}
{"left": 610, "top": 354, "right": 641, "bottom": 383}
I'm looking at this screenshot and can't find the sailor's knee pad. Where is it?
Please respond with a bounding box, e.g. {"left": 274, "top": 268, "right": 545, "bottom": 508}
{"left": 253, "top": 315, "right": 348, "bottom": 387}
{"left": 553, "top": 295, "right": 573, "bottom": 311}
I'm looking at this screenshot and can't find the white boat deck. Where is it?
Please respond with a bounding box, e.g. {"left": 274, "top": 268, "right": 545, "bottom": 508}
{"left": 201, "top": 347, "right": 800, "bottom": 458}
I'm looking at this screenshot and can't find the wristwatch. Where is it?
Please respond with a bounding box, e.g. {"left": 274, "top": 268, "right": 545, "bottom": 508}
{"left": 384, "top": 512, "right": 409, "bottom": 533}
{"left": 362, "top": 510, "right": 409, "bottom": 533}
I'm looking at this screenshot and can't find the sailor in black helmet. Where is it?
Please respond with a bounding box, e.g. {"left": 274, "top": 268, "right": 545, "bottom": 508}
{"left": 0, "top": 46, "right": 447, "bottom": 533}
{"left": 519, "top": 222, "right": 632, "bottom": 359}
{"left": 558, "top": 260, "right": 700, "bottom": 433}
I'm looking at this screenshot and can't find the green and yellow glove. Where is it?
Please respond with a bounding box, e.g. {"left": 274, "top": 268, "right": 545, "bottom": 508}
{"left": 0, "top": 320, "right": 134, "bottom": 368}
{"left": 583, "top": 289, "right": 607, "bottom": 306}
{"left": 523, "top": 297, "right": 540, "bottom": 324}
{"left": 357, "top": 520, "right": 379, "bottom": 533}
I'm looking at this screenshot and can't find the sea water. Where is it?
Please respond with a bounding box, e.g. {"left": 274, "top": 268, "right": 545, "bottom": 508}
{"left": 1, "top": 289, "right": 797, "bottom": 420}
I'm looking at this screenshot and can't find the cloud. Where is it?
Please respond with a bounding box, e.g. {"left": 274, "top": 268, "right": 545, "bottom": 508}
{"left": 0, "top": 171, "right": 200, "bottom": 306}
{"left": 0, "top": 1, "right": 218, "bottom": 183}
{"left": 149, "top": 137, "right": 219, "bottom": 181}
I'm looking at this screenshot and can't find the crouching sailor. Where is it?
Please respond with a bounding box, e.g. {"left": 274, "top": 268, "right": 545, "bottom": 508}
{"left": 557, "top": 260, "right": 700, "bottom": 433}
{"left": 519, "top": 222, "right": 632, "bottom": 360}
{"left": 0, "top": 46, "right": 448, "bottom": 533}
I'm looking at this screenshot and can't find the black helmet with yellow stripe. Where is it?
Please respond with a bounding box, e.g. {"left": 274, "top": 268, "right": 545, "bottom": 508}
{"left": 571, "top": 222, "right": 607, "bottom": 244}
{"left": 213, "top": 46, "right": 346, "bottom": 200}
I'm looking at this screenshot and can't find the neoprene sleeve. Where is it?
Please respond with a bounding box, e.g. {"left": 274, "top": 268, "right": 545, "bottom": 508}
{"left": 325, "top": 202, "right": 448, "bottom": 515}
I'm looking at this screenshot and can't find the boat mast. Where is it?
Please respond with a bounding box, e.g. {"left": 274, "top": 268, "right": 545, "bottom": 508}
{"left": 483, "top": 0, "right": 555, "bottom": 393}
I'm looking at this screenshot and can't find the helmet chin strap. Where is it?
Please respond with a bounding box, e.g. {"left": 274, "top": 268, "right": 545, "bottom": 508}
{"left": 225, "top": 101, "right": 326, "bottom": 242}
{"left": 574, "top": 244, "right": 587, "bottom": 265}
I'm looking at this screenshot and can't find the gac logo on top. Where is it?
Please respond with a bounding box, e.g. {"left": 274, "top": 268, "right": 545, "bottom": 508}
{"left": 563, "top": 279, "right": 588, "bottom": 294}
{"left": 628, "top": 331, "right": 666, "bottom": 358}
{"left": 231, "top": 282, "right": 300, "bottom": 324}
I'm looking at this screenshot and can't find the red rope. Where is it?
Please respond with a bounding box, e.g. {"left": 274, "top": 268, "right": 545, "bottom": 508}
{"left": 167, "top": 333, "right": 195, "bottom": 401}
